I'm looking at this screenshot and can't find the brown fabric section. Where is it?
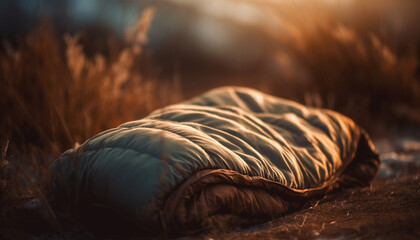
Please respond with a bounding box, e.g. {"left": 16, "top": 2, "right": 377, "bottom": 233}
{"left": 161, "top": 169, "right": 335, "bottom": 235}
{"left": 339, "top": 130, "right": 380, "bottom": 187}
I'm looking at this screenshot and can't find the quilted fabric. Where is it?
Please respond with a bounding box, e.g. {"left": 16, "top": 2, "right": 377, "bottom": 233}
{"left": 50, "top": 87, "right": 379, "bottom": 236}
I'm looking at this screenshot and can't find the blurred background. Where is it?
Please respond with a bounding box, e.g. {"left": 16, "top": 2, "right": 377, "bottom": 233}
{"left": 1, "top": 0, "right": 420, "bottom": 177}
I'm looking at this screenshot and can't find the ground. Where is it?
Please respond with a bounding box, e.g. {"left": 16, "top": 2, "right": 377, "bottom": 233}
{"left": 205, "top": 167, "right": 420, "bottom": 240}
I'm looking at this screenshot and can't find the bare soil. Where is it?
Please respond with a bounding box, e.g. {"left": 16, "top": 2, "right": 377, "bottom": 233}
{"left": 205, "top": 166, "right": 420, "bottom": 240}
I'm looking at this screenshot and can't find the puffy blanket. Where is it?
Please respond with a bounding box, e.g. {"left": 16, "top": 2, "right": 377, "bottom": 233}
{"left": 50, "top": 87, "right": 379, "bottom": 236}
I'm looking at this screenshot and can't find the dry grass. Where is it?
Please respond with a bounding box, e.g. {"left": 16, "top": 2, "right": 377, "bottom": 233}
{"left": 249, "top": 0, "right": 420, "bottom": 128}
{"left": 1, "top": 7, "right": 181, "bottom": 156}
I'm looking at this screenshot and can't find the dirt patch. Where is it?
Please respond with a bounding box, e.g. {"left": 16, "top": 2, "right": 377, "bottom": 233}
{"left": 205, "top": 166, "right": 420, "bottom": 240}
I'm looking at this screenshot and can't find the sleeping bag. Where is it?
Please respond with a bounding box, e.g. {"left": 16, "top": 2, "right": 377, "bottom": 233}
{"left": 49, "top": 86, "right": 379, "bottom": 236}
